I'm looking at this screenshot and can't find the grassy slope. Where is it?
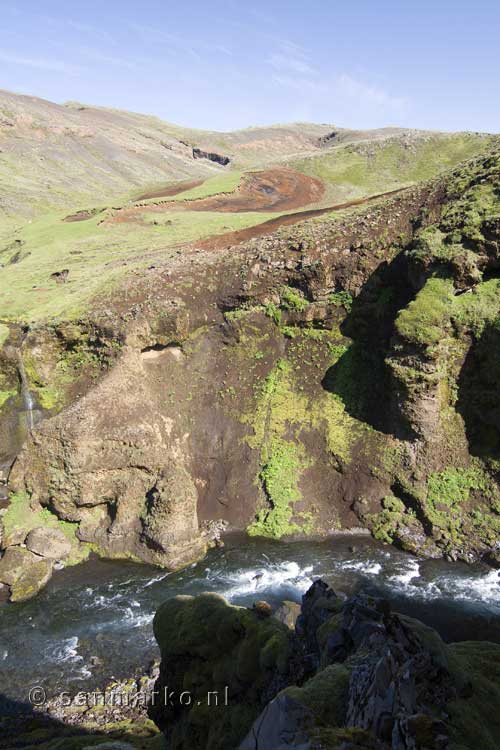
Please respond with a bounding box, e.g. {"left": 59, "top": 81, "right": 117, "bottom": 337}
{"left": 1, "top": 132, "right": 493, "bottom": 323}
{"left": 288, "top": 133, "right": 494, "bottom": 204}
{"left": 0, "top": 207, "right": 276, "bottom": 322}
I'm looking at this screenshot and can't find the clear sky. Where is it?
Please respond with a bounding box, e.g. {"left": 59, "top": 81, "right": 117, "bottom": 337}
{"left": 1, "top": 0, "right": 499, "bottom": 133}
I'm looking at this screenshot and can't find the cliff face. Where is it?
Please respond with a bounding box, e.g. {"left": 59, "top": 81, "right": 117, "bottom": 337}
{"left": 2, "top": 150, "right": 500, "bottom": 597}
{"left": 150, "top": 581, "right": 500, "bottom": 750}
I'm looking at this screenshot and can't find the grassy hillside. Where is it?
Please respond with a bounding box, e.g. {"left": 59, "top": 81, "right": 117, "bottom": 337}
{"left": 0, "top": 89, "right": 497, "bottom": 326}
{"left": 288, "top": 132, "right": 495, "bottom": 204}
{"left": 0, "top": 206, "right": 279, "bottom": 322}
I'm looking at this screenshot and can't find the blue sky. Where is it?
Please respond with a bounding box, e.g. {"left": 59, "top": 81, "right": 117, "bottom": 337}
{"left": 1, "top": 0, "right": 499, "bottom": 132}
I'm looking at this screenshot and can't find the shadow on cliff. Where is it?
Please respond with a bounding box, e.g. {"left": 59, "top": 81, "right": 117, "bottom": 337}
{"left": 457, "top": 319, "right": 500, "bottom": 459}
{"left": 0, "top": 692, "right": 156, "bottom": 749}
{"left": 321, "top": 252, "right": 415, "bottom": 436}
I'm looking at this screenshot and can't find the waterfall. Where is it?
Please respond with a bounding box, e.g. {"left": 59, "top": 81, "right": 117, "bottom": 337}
{"left": 17, "top": 352, "right": 36, "bottom": 431}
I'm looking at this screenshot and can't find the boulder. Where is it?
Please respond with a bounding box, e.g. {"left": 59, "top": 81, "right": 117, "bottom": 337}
{"left": 238, "top": 693, "right": 314, "bottom": 750}
{"left": 26, "top": 526, "right": 72, "bottom": 560}
{"left": 1, "top": 525, "right": 27, "bottom": 549}
{"left": 0, "top": 547, "right": 40, "bottom": 585}
{"left": 149, "top": 591, "right": 295, "bottom": 750}
{"left": 0, "top": 546, "right": 53, "bottom": 601}
{"left": 274, "top": 600, "right": 301, "bottom": 630}
{"left": 9, "top": 558, "right": 53, "bottom": 601}
{"left": 140, "top": 466, "right": 207, "bottom": 569}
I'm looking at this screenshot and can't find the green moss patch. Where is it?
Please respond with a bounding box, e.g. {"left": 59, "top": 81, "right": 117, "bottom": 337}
{"left": 396, "top": 277, "right": 454, "bottom": 347}
{"left": 2, "top": 492, "right": 91, "bottom": 565}
{"left": 245, "top": 359, "right": 311, "bottom": 538}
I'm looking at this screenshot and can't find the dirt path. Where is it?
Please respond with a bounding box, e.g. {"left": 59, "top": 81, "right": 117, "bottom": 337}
{"left": 196, "top": 187, "right": 406, "bottom": 250}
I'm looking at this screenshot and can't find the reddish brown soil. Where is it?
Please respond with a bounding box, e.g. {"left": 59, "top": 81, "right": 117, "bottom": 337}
{"left": 106, "top": 168, "right": 325, "bottom": 226}
{"left": 104, "top": 167, "right": 404, "bottom": 252}
{"left": 183, "top": 168, "right": 324, "bottom": 213}
{"left": 196, "top": 187, "right": 405, "bottom": 250}
{"left": 133, "top": 179, "right": 205, "bottom": 202}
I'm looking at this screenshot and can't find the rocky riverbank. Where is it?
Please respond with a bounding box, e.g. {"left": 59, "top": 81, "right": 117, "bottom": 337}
{"left": 150, "top": 580, "right": 500, "bottom": 750}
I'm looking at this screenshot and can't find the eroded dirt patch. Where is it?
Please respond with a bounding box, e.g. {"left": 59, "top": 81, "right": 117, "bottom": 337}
{"left": 196, "top": 187, "right": 406, "bottom": 250}
{"left": 133, "top": 179, "right": 205, "bottom": 202}
{"left": 184, "top": 168, "right": 324, "bottom": 213}
{"left": 63, "top": 208, "right": 105, "bottom": 223}
{"left": 106, "top": 168, "right": 325, "bottom": 226}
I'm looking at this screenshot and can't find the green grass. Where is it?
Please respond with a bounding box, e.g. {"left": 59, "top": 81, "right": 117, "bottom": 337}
{"left": 280, "top": 286, "right": 309, "bottom": 312}
{"left": 289, "top": 134, "right": 492, "bottom": 203}
{"left": 135, "top": 170, "right": 244, "bottom": 206}
{"left": 328, "top": 291, "right": 353, "bottom": 312}
{"left": 0, "top": 207, "right": 277, "bottom": 322}
{"left": 169, "top": 171, "right": 243, "bottom": 201}
{"left": 396, "top": 276, "right": 454, "bottom": 346}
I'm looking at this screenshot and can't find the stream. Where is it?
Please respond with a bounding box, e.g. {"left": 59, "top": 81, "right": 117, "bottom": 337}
{"left": 0, "top": 533, "right": 499, "bottom": 705}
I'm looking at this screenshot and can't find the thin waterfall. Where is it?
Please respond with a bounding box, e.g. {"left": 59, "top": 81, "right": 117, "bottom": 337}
{"left": 17, "top": 352, "right": 36, "bottom": 431}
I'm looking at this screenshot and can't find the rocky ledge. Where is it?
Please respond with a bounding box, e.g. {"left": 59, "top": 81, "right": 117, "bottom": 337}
{"left": 150, "top": 581, "right": 500, "bottom": 750}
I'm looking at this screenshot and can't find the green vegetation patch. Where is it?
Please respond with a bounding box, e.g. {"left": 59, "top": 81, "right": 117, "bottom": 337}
{"left": 169, "top": 170, "right": 243, "bottom": 202}
{"left": 280, "top": 285, "right": 309, "bottom": 312}
{"left": 2, "top": 492, "right": 91, "bottom": 565}
{"left": 289, "top": 133, "right": 492, "bottom": 204}
{"left": 426, "top": 466, "right": 489, "bottom": 510}
{"left": 245, "top": 342, "right": 377, "bottom": 538}
{"left": 367, "top": 495, "right": 409, "bottom": 545}
{"left": 423, "top": 465, "right": 500, "bottom": 548}
{"left": 447, "top": 641, "right": 500, "bottom": 750}
{"left": 285, "top": 664, "right": 351, "bottom": 727}
{"left": 245, "top": 359, "right": 311, "bottom": 539}
{"left": 396, "top": 276, "right": 454, "bottom": 346}
{"left": 0, "top": 207, "right": 276, "bottom": 322}
{"left": 328, "top": 291, "right": 353, "bottom": 312}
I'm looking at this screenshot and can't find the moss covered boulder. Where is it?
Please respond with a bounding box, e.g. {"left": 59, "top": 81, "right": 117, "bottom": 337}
{"left": 151, "top": 582, "right": 500, "bottom": 750}
{"left": 150, "top": 592, "right": 295, "bottom": 750}
{"left": 0, "top": 546, "right": 53, "bottom": 602}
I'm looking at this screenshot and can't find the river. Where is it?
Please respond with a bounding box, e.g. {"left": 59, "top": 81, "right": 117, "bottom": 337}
{"left": 0, "top": 534, "right": 499, "bottom": 704}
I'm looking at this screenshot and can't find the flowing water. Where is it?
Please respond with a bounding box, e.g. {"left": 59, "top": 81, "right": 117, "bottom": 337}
{"left": 0, "top": 533, "right": 499, "bottom": 705}
{"left": 17, "top": 353, "right": 38, "bottom": 432}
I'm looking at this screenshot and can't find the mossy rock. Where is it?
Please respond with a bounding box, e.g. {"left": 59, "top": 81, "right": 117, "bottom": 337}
{"left": 446, "top": 641, "right": 500, "bottom": 750}
{"left": 284, "top": 664, "right": 351, "bottom": 727}
{"left": 9, "top": 556, "right": 53, "bottom": 602}
{"left": 152, "top": 592, "right": 294, "bottom": 750}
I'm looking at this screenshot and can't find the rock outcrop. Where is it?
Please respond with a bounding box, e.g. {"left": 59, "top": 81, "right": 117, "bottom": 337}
{"left": 25, "top": 526, "right": 72, "bottom": 560}
{"left": 151, "top": 581, "right": 500, "bottom": 750}
{"left": 192, "top": 147, "right": 231, "bottom": 165}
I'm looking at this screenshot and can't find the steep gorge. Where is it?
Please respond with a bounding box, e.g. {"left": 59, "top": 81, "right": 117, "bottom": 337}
{"left": 2, "top": 149, "right": 500, "bottom": 602}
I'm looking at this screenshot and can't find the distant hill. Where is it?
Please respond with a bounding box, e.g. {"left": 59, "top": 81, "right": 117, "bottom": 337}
{"left": 0, "top": 89, "right": 494, "bottom": 221}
